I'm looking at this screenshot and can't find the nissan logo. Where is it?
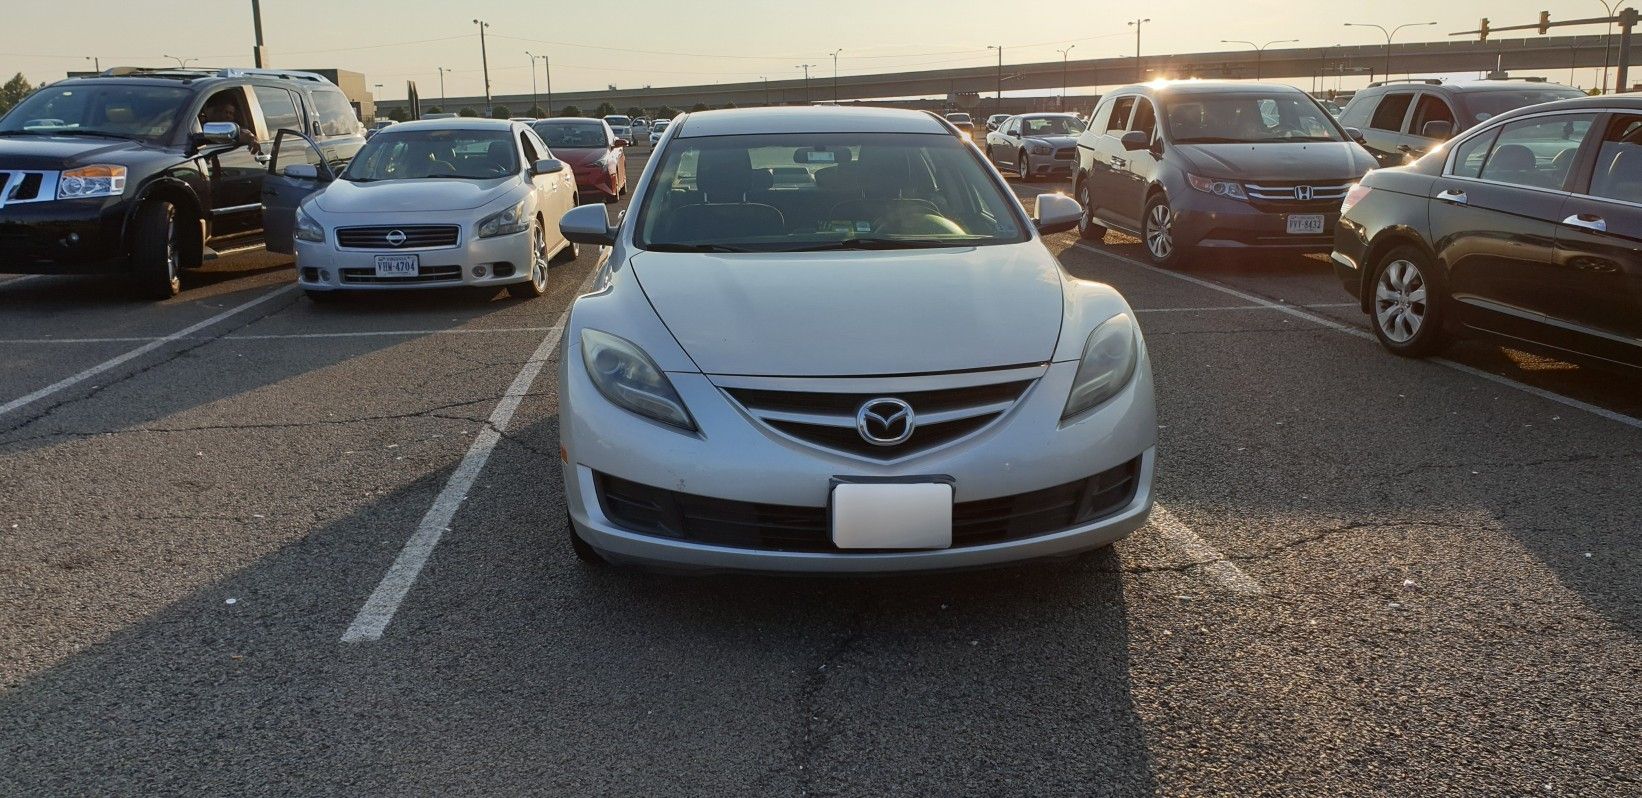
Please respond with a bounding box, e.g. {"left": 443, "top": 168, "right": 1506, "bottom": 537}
{"left": 1294, "top": 185, "right": 1313, "bottom": 201}
{"left": 856, "top": 398, "right": 916, "bottom": 447}
{"left": 385, "top": 229, "right": 407, "bottom": 247}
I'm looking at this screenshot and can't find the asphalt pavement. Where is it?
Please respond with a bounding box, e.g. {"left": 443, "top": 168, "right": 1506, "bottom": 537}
{"left": 1, "top": 147, "right": 1638, "bottom": 796}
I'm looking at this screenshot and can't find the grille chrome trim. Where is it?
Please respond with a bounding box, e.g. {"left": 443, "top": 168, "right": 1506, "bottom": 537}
{"left": 0, "top": 170, "right": 58, "bottom": 209}
{"left": 335, "top": 225, "right": 461, "bottom": 250}
{"left": 1243, "top": 181, "right": 1353, "bottom": 201}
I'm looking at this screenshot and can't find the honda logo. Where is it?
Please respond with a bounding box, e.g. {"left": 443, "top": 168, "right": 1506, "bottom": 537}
{"left": 1294, "top": 185, "right": 1313, "bottom": 201}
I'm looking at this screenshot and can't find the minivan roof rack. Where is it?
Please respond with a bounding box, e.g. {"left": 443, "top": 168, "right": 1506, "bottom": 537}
{"left": 1366, "top": 78, "right": 1443, "bottom": 88}
{"left": 1478, "top": 73, "right": 1549, "bottom": 82}
{"left": 93, "top": 66, "right": 331, "bottom": 84}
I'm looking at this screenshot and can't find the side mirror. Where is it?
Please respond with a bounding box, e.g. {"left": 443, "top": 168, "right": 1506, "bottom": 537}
{"left": 560, "top": 202, "right": 616, "bottom": 246}
{"left": 986, "top": 122, "right": 998, "bottom": 131}
{"left": 1120, "top": 130, "right": 1150, "bottom": 151}
{"left": 1033, "top": 193, "right": 1082, "bottom": 235}
{"left": 532, "top": 158, "right": 565, "bottom": 175}
{"left": 1420, "top": 120, "right": 1454, "bottom": 140}
{"left": 1342, "top": 126, "right": 1367, "bottom": 144}
{"left": 200, "top": 121, "right": 241, "bottom": 145}
{"left": 282, "top": 163, "right": 324, "bottom": 181}
{"left": 612, "top": 138, "right": 630, "bottom": 148}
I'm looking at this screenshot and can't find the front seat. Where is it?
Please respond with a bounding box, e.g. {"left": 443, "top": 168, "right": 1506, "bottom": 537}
{"left": 486, "top": 140, "right": 517, "bottom": 175}
{"left": 660, "top": 148, "right": 785, "bottom": 243}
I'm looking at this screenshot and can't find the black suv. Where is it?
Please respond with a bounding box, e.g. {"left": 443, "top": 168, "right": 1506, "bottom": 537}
{"left": 1338, "top": 77, "right": 1586, "bottom": 168}
{"left": 0, "top": 67, "right": 363, "bottom": 298}
{"left": 1333, "top": 95, "right": 1641, "bottom": 372}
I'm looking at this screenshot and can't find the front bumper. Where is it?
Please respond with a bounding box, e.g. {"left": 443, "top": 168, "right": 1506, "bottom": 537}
{"left": 1025, "top": 152, "right": 1075, "bottom": 178}
{"left": 294, "top": 225, "right": 535, "bottom": 291}
{"left": 562, "top": 354, "right": 1158, "bottom": 574}
{"left": 1172, "top": 194, "right": 1339, "bottom": 252}
{"left": 572, "top": 166, "right": 619, "bottom": 203}
{"left": 0, "top": 198, "right": 130, "bottom": 274}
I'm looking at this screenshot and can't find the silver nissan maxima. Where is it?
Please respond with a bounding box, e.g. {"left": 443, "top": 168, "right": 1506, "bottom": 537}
{"left": 557, "top": 106, "right": 1156, "bottom": 573}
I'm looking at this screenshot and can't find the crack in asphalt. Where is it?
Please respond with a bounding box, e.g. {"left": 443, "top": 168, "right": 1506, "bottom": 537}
{"left": 794, "top": 609, "right": 868, "bottom": 796}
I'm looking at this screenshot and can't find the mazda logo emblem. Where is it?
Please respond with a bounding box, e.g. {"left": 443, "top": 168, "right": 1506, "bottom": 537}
{"left": 1294, "top": 185, "right": 1313, "bottom": 201}
{"left": 856, "top": 397, "right": 915, "bottom": 447}
{"left": 385, "top": 229, "right": 407, "bottom": 247}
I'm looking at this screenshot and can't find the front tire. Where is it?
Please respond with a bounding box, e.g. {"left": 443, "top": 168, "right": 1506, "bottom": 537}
{"left": 1076, "top": 176, "right": 1106, "bottom": 242}
{"left": 1016, "top": 153, "right": 1032, "bottom": 182}
{"left": 507, "top": 220, "right": 550, "bottom": 299}
{"left": 131, "top": 200, "right": 182, "bottom": 300}
{"left": 1369, "top": 245, "right": 1447, "bottom": 357}
{"left": 1141, "top": 193, "right": 1190, "bottom": 267}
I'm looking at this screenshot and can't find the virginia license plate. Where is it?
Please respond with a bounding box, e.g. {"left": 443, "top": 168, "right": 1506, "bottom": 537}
{"left": 1286, "top": 214, "right": 1325, "bottom": 235}
{"left": 374, "top": 254, "right": 419, "bottom": 277}
{"left": 831, "top": 482, "right": 953, "bottom": 550}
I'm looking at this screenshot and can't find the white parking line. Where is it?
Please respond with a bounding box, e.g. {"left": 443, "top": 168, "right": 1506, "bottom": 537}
{"left": 1149, "top": 505, "right": 1264, "bottom": 595}
{"left": 1070, "top": 242, "right": 1642, "bottom": 431}
{"left": 0, "top": 327, "right": 564, "bottom": 344}
{"left": 0, "top": 284, "right": 299, "bottom": 420}
{"left": 341, "top": 272, "right": 597, "bottom": 643}
{"left": 1135, "top": 302, "right": 1357, "bottom": 313}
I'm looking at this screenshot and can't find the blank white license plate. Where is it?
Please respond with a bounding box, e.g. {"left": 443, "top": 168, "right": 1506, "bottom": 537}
{"left": 374, "top": 254, "right": 419, "bottom": 277}
{"left": 1286, "top": 214, "right": 1325, "bottom": 235}
{"left": 831, "top": 482, "right": 953, "bottom": 550}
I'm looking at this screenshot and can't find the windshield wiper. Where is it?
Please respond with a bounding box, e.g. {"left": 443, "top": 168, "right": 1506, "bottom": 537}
{"left": 1173, "top": 136, "right": 1247, "bottom": 144}
{"left": 645, "top": 242, "right": 751, "bottom": 253}
{"left": 780, "top": 238, "right": 966, "bottom": 252}
{"left": 0, "top": 130, "right": 41, "bottom": 137}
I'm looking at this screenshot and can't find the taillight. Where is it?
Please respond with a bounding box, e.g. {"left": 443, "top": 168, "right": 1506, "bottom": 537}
{"left": 1340, "top": 183, "right": 1371, "bottom": 215}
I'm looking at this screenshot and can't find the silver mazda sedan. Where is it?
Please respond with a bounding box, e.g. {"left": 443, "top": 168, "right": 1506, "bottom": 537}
{"left": 556, "top": 106, "right": 1157, "bottom": 573}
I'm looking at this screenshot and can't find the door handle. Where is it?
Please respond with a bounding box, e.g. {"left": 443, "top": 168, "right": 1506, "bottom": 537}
{"left": 1436, "top": 189, "right": 1467, "bottom": 205}
{"left": 254, "top": 153, "right": 271, "bottom": 165}
{"left": 1562, "top": 213, "right": 1607, "bottom": 233}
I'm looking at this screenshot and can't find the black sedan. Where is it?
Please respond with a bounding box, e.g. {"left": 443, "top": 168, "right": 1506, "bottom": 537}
{"left": 1333, "top": 95, "right": 1642, "bottom": 372}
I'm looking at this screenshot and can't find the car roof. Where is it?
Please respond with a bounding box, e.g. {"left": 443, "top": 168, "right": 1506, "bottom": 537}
{"left": 1111, "top": 80, "right": 1310, "bottom": 97}
{"left": 676, "top": 106, "right": 949, "bottom": 137}
{"left": 381, "top": 118, "right": 518, "bottom": 132}
{"left": 532, "top": 117, "right": 606, "bottom": 125}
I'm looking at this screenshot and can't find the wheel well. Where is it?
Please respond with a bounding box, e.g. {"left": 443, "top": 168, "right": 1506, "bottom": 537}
{"left": 1358, "top": 231, "right": 1434, "bottom": 311}
{"left": 131, "top": 184, "right": 204, "bottom": 269}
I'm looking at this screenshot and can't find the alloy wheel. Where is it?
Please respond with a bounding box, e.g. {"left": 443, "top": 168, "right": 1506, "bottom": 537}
{"left": 1374, "top": 258, "right": 1427, "bottom": 343}
{"left": 531, "top": 224, "right": 549, "bottom": 292}
{"left": 1145, "top": 202, "right": 1173, "bottom": 260}
{"left": 1017, "top": 155, "right": 1029, "bottom": 180}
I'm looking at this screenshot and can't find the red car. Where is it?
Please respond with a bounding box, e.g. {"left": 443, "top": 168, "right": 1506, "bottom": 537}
{"left": 531, "top": 118, "right": 628, "bottom": 204}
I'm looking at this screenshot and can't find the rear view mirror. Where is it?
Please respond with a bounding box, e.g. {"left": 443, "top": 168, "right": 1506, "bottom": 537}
{"left": 1034, "top": 193, "right": 1082, "bottom": 235}
{"left": 1120, "top": 130, "right": 1150, "bottom": 151}
{"left": 560, "top": 202, "right": 616, "bottom": 246}
{"left": 1421, "top": 120, "right": 1454, "bottom": 140}
{"left": 1342, "top": 126, "right": 1367, "bottom": 143}
{"left": 200, "top": 121, "right": 241, "bottom": 145}
{"left": 532, "top": 158, "right": 565, "bottom": 175}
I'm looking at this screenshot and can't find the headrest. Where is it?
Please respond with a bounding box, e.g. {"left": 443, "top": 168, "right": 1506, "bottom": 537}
{"left": 1489, "top": 143, "right": 1536, "bottom": 173}
{"left": 1607, "top": 147, "right": 1642, "bottom": 184}
{"left": 697, "top": 148, "right": 757, "bottom": 199}
{"left": 487, "top": 140, "right": 514, "bottom": 162}
{"left": 105, "top": 106, "right": 135, "bottom": 123}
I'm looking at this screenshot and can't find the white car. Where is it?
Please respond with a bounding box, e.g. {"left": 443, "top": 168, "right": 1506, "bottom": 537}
{"left": 601, "top": 114, "right": 633, "bottom": 143}
{"left": 262, "top": 119, "right": 579, "bottom": 300}
{"left": 647, "top": 119, "right": 670, "bottom": 145}
{"left": 555, "top": 106, "right": 1157, "bottom": 573}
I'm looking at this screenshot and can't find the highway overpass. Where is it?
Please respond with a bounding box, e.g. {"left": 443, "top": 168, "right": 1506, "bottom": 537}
{"left": 378, "top": 34, "right": 1616, "bottom": 116}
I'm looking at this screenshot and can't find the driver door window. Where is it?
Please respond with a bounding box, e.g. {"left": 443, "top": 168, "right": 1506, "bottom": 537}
{"left": 1131, "top": 99, "right": 1157, "bottom": 141}
{"left": 1105, "top": 97, "right": 1135, "bottom": 135}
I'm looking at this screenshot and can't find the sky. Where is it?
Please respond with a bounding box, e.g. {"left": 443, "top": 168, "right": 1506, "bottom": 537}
{"left": 0, "top": 0, "right": 1623, "bottom": 100}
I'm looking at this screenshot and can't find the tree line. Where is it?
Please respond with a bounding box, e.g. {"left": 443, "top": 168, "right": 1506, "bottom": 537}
{"left": 385, "top": 101, "right": 719, "bottom": 123}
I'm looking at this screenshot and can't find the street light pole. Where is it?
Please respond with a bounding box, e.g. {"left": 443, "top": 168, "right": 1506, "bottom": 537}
{"left": 830, "top": 49, "right": 843, "bottom": 103}
{"left": 987, "top": 45, "right": 1002, "bottom": 116}
{"left": 1057, "top": 45, "right": 1076, "bottom": 107}
{"left": 525, "top": 51, "right": 539, "bottom": 116}
{"left": 1127, "top": 19, "right": 1150, "bottom": 82}
{"left": 473, "top": 19, "right": 492, "bottom": 116}
{"left": 1344, "top": 21, "right": 1435, "bottom": 80}
{"left": 251, "top": 0, "right": 266, "bottom": 68}
{"left": 1599, "top": 0, "right": 1620, "bottom": 93}
{"left": 436, "top": 66, "right": 448, "bottom": 106}
{"left": 85, "top": 56, "right": 99, "bottom": 73}
{"left": 761, "top": 76, "right": 769, "bottom": 106}
{"left": 1221, "top": 39, "right": 1298, "bottom": 80}
{"left": 163, "top": 55, "right": 196, "bottom": 68}
{"left": 797, "top": 64, "right": 814, "bottom": 103}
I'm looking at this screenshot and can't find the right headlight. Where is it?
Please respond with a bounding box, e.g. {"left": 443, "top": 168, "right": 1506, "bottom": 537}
{"left": 1062, "top": 313, "right": 1138, "bottom": 421}
{"left": 580, "top": 329, "right": 695, "bottom": 432}
{"left": 1187, "top": 173, "right": 1247, "bottom": 200}
{"left": 294, "top": 204, "right": 325, "bottom": 243}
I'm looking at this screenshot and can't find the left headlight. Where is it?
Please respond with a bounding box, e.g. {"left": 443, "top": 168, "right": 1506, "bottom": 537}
{"left": 55, "top": 164, "right": 127, "bottom": 200}
{"left": 1024, "top": 140, "right": 1053, "bottom": 155}
{"left": 477, "top": 199, "right": 530, "bottom": 238}
{"left": 294, "top": 204, "right": 325, "bottom": 243}
{"left": 581, "top": 329, "right": 696, "bottom": 432}
{"left": 1062, "top": 313, "right": 1139, "bottom": 421}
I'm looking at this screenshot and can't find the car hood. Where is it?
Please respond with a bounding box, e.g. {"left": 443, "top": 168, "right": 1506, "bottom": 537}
{"left": 629, "top": 245, "right": 1065, "bottom": 377}
{"left": 552, "top": 147, "right": 610, "bottom": 167}
{"left": 1171, "top": 141, "right": 1374, "bottom": 181}
{"left": 314, "top": 176, "right": 517, "bottom": 213}
{"left": 1024, "top": 135, "right": 1078, "bottom": 148}
{"left": 0, "top": 134, "right": 149, "bottom": 169}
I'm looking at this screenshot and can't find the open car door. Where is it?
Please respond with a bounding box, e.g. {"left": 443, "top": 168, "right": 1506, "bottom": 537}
{"left": 261, "top": 129, "right": 336, "bottom": 255}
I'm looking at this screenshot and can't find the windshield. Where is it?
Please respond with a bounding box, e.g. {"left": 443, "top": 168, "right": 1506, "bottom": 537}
{"left": 532, "top": 121, "right": 608, "bottom": 149}
{"left": 1165, "top": 93, "right": 1342, "bottom": 144}
{"left": 635, "top": 132, "right": 1027, "bottom": 252}
{"left": 0, "top": 84, "right": 189, "bottom": 143}
{"left": 341, "top": 128, "right": 518, "bottom": 181}
{"left": 946, "top": 114, "right": 971, "bottom": 123}
{"left": 604, "top": 116, "right": 631, "bottom": 126}
{"left": 1462, "top": 89, "right": 1587, "bottom": 123}
{"left": 1020, "top": 115, "right": 1086, "bottom": 136}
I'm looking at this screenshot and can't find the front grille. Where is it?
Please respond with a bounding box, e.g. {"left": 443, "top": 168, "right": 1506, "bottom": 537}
{"left": 722, "top": 376, "right": 1035, "bottom": 461}
{"left": 335, "top": 225, "right": 461, "bottom": 250}
{"left": 594, "top": 457, "right": 1142, "bottom": 553}
{"left": 1243, "top": 181, "right": 1353, "bottom": 201}
{"left": 1052, "top": 147, "right": 1076, "bottom": 161}
{"left": 0, "top": 170, "right": 57, "bottom": 208}
{"left": 339, "top": 264, "right": 463, "bottom": 284}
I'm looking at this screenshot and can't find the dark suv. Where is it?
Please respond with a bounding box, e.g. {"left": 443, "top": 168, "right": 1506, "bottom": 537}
{"left": 0, "top": 67, "right": 363, "bottom": 298}
{"left": 1333, "top": 95, "right": 1641, "bottom": 372}
{"left": 1073, "top": 81, "right": 1375, "bottom": 265}
{"left": 1338, "top": 77, "right": 1586, "bottom": 168}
